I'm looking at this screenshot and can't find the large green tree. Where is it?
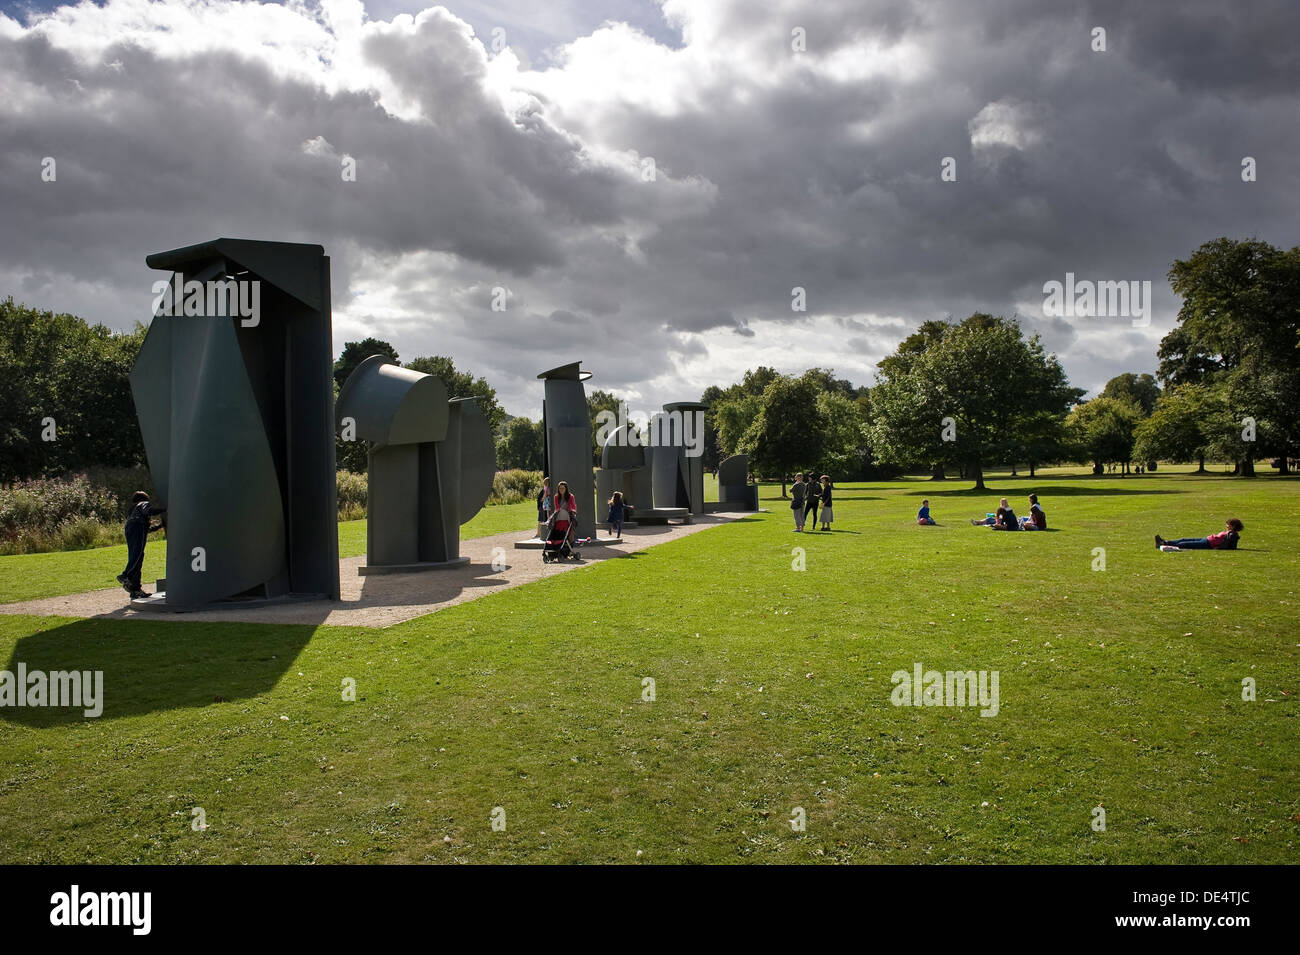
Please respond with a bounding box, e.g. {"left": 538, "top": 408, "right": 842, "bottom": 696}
{"left": 496, "top": 416, "right": 544, "bottom": 471}
{"left": 869, "top": 314, "right": 1080, "bottom": 489}
{"left": 1161, "top": 238, "right": 1300, "bottom": 474}
{"left": 739, "top": 375, "right": 825, "bottom": 495}
{"left": 1065, "top": 397, "right": 1142, "bottom": 474}
{"left": 0, "top": 298, "right": 146, "bottom": 482}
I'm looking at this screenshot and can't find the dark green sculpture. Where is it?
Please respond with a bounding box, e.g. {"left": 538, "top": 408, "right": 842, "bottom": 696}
{"left": 130, "top": 238, "right": 339, "bottom": 608}
{"left": 539, "top": 362, "right": 596, "bottom": 540}
{"left": 337, "top": 356, "right": 494, "bottom": 572}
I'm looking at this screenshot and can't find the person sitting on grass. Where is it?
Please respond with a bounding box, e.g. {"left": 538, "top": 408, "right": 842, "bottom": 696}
{"left": 970, "top": 499, "right": 1010, "bottom": 526}
{"left": 1156, "top": 518, "right": 1243, "bottom": 551}
{"left": 991, "top": 504, "right": 1021, "bottom": 530}
{"left": 1018, "top": 493, "right": 1047, "bottom": 531}
{"left": 117, "top": 491, "right": 165, "bottom": 600}
{"left": 917, "top": 499, "right": 936, "bottom": 525}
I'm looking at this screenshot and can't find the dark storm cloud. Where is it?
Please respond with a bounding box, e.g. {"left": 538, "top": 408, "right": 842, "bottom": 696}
{"left": 1, "top": 0, "right": 1297, "bottom": 415}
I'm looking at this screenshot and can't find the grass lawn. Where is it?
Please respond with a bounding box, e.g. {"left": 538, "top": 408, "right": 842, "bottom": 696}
{"left": 0, "top": 500, "right": 539, "bottom": 604}
{"left": 0, "top": 469, "right": 1296, "bottom": 863}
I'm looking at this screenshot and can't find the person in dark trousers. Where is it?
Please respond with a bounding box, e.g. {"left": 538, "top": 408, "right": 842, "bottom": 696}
{"left": 117, "top": 491, "right": 165, "bottom": 599}
{"left": 803, "top": 469, "right": 819, "bottom": 529}
{"left": 818, "top": 475, "right": 833, "bottom": 530}
{"left": 607, "top": 491, "right": 627, "bottom": 539}
{"left": 1157, "top": 518, "right": 1242, "bottom": 551}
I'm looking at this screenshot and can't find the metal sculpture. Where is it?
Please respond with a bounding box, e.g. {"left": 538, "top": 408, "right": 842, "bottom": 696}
{"left": 336, "top": 356, "right": 495, "bottom": 573}
{"left": 130, "top": 238, "right": 339, "bottom": 608}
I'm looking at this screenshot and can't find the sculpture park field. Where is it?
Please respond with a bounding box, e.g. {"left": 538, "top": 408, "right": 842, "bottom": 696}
{"left": 0, "top": 468, "right": 1295, "bottom": 864}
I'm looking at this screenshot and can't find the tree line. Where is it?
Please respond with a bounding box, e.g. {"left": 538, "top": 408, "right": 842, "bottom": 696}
{"left": 3, "top": 237, "right": 1295, "bottom": 487}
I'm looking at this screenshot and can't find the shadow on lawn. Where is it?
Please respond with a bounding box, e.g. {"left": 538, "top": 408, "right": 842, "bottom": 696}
{"left": 1, "top": 618, "right": 313, "bottom": 728}
{"left": 902, "top": 485, "right": 1187, "bottom": 498}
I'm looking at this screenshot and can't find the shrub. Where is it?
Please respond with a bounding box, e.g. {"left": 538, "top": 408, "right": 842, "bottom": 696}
{"left": 336, "top": 470, "right": 368, "bottom": 522}
{"left": 489, "top": 470, "right": 542, "bottom": 506}
{"left": 0, "top": 473, "right": 124, "bottom": 554}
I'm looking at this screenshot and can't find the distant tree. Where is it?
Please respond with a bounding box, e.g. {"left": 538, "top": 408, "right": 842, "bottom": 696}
{"left": 333, "top": 337, "right": 398, "bottom": 389}
{"left": 870, "top": 314, "right": 1081, "bottom": 489}
{"left": 1133, "top": 384, "right": 1221, "bottom": 473}
{"left": 496, "top": 417, "right": 544, "bottom": 471}
{"left": 740, "top": 376, "right": 825, "bottom": 496}
{"left": 1101, "top": 373, "right": 1161, "bottom": 416}
{"left": 405, "top": 355, "right": 505, "bottom": 433}
{"left": 1065, "top": 397, "right": 1143, "bottom": 474}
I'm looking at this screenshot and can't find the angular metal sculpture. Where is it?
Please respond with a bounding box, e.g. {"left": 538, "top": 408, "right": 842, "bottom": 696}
{"left": 130, "top": 238, "right": 339, "bottom": 608}
{"left": 538, "top": 362, "right": 596, "bottom": 540}
{"left": 651, "top": 401, "right": 708, "bottom": 516}
{"left": 716, "top": 453, "right": 758, "bottom": 510}
{"left": 336, "top": 356, "right": 495, "bottom": 573}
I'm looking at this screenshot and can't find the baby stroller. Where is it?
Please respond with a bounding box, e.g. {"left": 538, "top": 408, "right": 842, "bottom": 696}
{"left": 541, "top": 510, "right": 578, "bottom": 562}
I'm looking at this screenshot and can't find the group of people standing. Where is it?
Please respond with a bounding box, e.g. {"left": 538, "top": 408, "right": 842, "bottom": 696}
{"left": 790, "top": 473, "right": 834, "bottom": 531}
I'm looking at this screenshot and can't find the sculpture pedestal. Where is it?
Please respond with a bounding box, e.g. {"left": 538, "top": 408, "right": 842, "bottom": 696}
{"left": 358, "top": 556, "right": 471, "bottom": 575}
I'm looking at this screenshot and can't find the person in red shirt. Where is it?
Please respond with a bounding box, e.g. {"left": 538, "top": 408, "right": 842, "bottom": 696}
{"left": 552, "top": 480, "right": 577, "bottom": 537}
{"left": 1156, "top": 518, "right": 1242, "bottom": 551}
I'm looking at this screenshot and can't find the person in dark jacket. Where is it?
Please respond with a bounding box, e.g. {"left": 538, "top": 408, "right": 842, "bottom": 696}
{"left": 117, "top": 491, "right": 165, "bottom": 599}
{"left": 803, "top": 469, "right": 819, "bottom": 529}
{"left": 818, "top": 475, "right": 834, "bottom": 530}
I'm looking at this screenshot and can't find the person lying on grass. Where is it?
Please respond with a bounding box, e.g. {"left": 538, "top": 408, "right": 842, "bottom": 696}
{"left": 917, "top": 499, "right": 936, "bottom": 525}
{"left": 970, "top": 499, "right": 1009, "bottom": 526}
{"left": 1156, "top": 518, "right": 1243, "bottom": 551}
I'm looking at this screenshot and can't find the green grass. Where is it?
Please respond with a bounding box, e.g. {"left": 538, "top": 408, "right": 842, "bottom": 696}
{"left": 0, "top": 500, "right": 538, "bottom": 604}
{"left": 0, "top": 469, "right": 1296, "bottom": 863}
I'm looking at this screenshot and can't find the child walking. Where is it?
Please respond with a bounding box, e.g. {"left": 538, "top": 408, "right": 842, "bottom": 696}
{"left": 117, "top": 491, "right": 165, "bottom": 599}
{"left": 607, "top": 491, "right": 627, "bottom": 539}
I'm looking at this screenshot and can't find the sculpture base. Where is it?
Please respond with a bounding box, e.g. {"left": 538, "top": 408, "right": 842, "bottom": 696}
{"left": 358, "top": 556, "right": 472, "bottom": 575}
{"left": 514, "top": 535, "right": 624, "bottom": 549}
{"left": 130, "top": 591, "right": 330, "bottom": 613}
{"left": 628, "top": 507, "right": 691, "bottom": 524}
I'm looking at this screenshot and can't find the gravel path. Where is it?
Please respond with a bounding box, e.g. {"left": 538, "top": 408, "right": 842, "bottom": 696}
{"left": 0, "top": 513, "right": 751, "bottom": 628}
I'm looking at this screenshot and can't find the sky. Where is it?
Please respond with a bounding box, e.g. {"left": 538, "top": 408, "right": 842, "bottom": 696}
{"left": 2, "top": 0, "right": 1297, "bottom": 419}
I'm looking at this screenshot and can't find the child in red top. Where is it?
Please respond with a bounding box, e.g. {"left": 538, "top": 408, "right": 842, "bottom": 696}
{"left": 1157, "top": 518, "right": 1242, "bottom": 551}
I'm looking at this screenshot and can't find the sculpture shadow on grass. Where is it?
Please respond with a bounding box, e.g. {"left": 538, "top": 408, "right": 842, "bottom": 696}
{"left": 1, "top": 618, "right": 314, "bottom": 728}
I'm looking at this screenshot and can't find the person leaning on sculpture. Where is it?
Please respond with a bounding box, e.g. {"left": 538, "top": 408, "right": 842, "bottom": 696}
{"left": 117, "top": 491, "right": 166, "bottom": 599}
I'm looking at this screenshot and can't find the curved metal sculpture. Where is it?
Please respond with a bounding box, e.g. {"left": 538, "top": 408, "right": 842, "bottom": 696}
{"left": 130, "top": 238, "right": 340, "bottom": 609}
{"left": 716, "top": 453, "right": 758, "bottom": 510}
{"left": 337, "top": 356, "right": 496, "bottom": 573}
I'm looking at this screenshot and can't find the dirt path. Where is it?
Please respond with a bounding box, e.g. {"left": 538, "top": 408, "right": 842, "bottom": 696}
{"left": 0, "top": 513, "right": 752, "bottom": 628}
